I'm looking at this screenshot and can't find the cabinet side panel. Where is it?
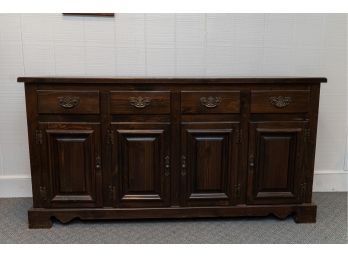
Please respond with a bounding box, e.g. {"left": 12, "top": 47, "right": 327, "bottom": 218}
{"left": 24, "top": 84, "right": 41, "bottom": 207}
{"left": 306, "top": 85, "right": 321, "bottom": 203}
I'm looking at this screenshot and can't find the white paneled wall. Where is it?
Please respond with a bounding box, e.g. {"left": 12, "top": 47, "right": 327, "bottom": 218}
{"left": 0, "top": 13, "right": 347, "bottom": 196}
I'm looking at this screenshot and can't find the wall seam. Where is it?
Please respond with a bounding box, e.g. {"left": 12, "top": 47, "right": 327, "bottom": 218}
{"left": 144, "top": 14, "right": 148, "bottom": 76}
{"left": 203, "top": 13, "right": 207, "bottom": 76}
{"left": 52, "top": 15, "right": 57, "bottom": 76}
{"left": 174, "top": 14, "right": 177, "bottom": 76}
{"left": 19, "top": 14, "right": 26, "bottom": 75}
{"left": 114, "top": 15, "right": 118, "bottom": 75}
{"left": 83, "top": 16, "right": 87, "bottom": 76}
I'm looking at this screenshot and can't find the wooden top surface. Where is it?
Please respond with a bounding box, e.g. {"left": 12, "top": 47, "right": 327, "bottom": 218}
{"left": 17, "top": 76, "right": 327, "bottom": 84}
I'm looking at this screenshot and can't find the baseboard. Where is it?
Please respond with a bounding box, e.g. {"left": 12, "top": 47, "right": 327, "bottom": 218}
{"left": 0, "top": 171, "right": 347, "bottom": 197}
{"left": 0, "top": 175, "right": 32, "bottom": 197}
{"left": 312, "top": 170, "right": 348, "bottom": 192}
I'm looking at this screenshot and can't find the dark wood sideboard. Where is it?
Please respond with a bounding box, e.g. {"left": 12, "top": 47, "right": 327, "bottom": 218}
{"left": 17, "top": 77, "right": 327, "bottom": 228}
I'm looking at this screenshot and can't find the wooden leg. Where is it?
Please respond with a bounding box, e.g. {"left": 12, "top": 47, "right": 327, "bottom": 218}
{"left": 294, "top": 204, "right": 317, "bottom": 223}
{"left": 28, "top": 209, "right": 53, "bottom": 229}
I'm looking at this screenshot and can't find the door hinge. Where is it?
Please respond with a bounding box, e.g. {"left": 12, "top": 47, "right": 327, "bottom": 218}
{"left": 39, "top": 186, "right": 47, "bottom": 201}
{"left": 35, "top": 130, "right": 43, "bottom": 144}
{"left": 181, "top": 155, "right": 187, "bottom": 177}
{"left": 300, "top": 182, "right": 307, "bottom": 201}
{"left": 304, "top": 128, "right": 310, "bottom": 143}
{"left": 234, "top": 184, "right": 241, "bottom": 199}
{"left": 236, "top": 127, "right": 241, "bottom": 144}
{"left": 107, "top": 129, "right": 114, "bottom": 145}
{"left": 108, "top": 185, "right": 116, "bottom": 201}
{"left": 164, "top": 155, "right": 170, "bottom": 176}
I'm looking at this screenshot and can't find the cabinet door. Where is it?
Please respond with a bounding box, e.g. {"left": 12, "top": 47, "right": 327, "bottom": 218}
{"left": 248, "top": 121, "right": 307, "bottom": 204}
{"left": 40, "top": 123, "right": 102, "bottom": 208}
{"left": 111, "top": 123, "right": 170, "bottom": 207}
{"left": 181, "top": 122, "right": 240, "bottom": 206}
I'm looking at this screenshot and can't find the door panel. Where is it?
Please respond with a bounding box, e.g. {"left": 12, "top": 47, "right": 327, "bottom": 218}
{"left": 40, "top": 123, "right": 102, "bottom": 208}
{"left": 248, "top": 121, "right": 307, "bottom": 204}
{"left": 181, "top": 122, "right": 240, "bottom": 206}
{"left": 112, "top": 123, "right": 170, "bottom": 207}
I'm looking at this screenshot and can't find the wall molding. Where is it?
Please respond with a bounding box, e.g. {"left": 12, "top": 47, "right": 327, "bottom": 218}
{"left": 312, "top": 170, "right": 348, "bottom": 192}
{"left": 0, "top": 171, "right": 347, "bottom": 197}
{"left": 0, "top": 175, "right": 32, "bottom": 197}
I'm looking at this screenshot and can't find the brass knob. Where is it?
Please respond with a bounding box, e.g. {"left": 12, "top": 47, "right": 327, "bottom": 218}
{"left": 95, "top": 156, "right": 101, "bottom": 169}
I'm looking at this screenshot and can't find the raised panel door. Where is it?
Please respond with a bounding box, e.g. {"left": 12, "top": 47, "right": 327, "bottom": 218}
{"left": 248, "top": 121, "right": 307, "bottom": 204}
{"left": 181, "top": 122, "right": 240, "bottom": 206}
{"left": 111, "top": 123, "right": 171, "bottom": 207}
{"left": 40, "top": 123, "right": 102, "bottom": 208}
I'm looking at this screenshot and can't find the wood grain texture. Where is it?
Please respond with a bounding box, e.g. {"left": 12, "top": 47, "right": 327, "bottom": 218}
{"left": 248, "top": 121, "right": 307, "bottom": 205}
{"left": 250, "top": 90, "right": 310, "bottom": 113}
{"left": 181, "top": 122, "right": 239, "bottom": 206}
{"left": 111, "top": 122, "right": 171, "bottom": 208}
{"left": 27, "top": 203, "right": 318, "bottom": 228}
{"left": 18, "top": 76, "right": 326, "bottom": 228}
{"left": 37, "top": 90, "right": 100, "bottom": 114}
{"left": 110, "top": 91, "right": 170, "bottom": 114}
{"left": 181, "top": 91, "right": 240, "bottom": 113}
{"left": 39, "top": 123, "right": 102, "bottom": 208}
{"left": 17, "top": 77, "right": 327, "bottom": 84}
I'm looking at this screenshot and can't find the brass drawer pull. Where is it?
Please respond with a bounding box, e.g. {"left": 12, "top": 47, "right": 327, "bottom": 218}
{"left": 129, "top": 96, "right": 151, "bottom": 108}
{"left": 57, "top": 96, "right": 80, "bottom": 109}
{"left": 269, "top": 96, "right": 292, "bottom": 108}
{"left": 200, "top": 96, "right": 222, "bottom": 108}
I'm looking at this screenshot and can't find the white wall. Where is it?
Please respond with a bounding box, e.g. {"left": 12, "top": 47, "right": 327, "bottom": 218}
{"left": 0, "top": 13, "right": 347, "bottom": 197}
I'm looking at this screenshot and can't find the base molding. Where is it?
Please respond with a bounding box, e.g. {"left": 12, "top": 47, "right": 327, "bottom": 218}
{"left": 312, "top": 171, "right": 348, "bottom": 192}
{"left": 28, "top": 204, "right": 317, "bottom": 228}
{"left": 0, "top": 175, "right": 32, "bottom": 197}
{"left": 1, "top": 171, "right": 346, "bottom": 197}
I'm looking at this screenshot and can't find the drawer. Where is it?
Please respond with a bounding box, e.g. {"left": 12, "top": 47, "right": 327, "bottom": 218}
{"left": 251, "top": 90, "right": 310, "bottom": 113}
{"left": 37, "top": 90, "right": 100, "bottom": 114}
{"left": 181, "top": 91, "right": 240, "bottom": 113}
{"left": 110, "top": 91, "right": 171, "bottom": 114}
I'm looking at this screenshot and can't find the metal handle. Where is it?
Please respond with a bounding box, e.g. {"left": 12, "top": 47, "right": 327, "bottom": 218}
{"left": 164, "top": 156, "right": 170, "bottom": 176}
{"left": 269, "top": 96, "right": 292, "bottom": 108}
{"left": 57, "top": 96, "right": 80, "bottom": 109}
{"left": 200, "top": 96, "right": 222, "bottom": 108}
{"left": 181, "top": 155, "right": 186, "bottom": 176}
{"left": 129, "top": 96, "right": 151, "bottom": 108}
{"left": 95, "top": 156, "right": 101, "bottom": 169}
{"left": 249, "top": 154, "right": 254, "bottom": 167}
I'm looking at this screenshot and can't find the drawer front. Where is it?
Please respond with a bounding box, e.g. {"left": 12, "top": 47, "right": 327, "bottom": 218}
{"left": 181, "top": 91, "right": 240, "bottom": 114}
{"left": 37, "top": 90, "right": 100, "bottom": 114}
{"left": 251, "top": 90, "right": 310, "bottom": 113}
{"left": 110, "top": 91, "right": 171, "bottom": 114}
